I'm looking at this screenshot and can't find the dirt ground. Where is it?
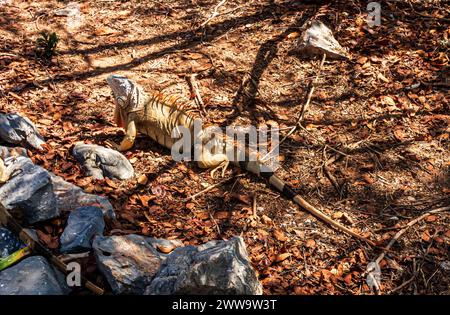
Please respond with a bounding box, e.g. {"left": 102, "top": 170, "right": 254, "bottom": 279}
{"left": 0, "top": 0, "right": 448, "bottom": 295}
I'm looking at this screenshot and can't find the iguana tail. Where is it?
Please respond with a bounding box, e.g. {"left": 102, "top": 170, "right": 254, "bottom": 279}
{"left": 239, "top": 160, "right": 376, "bottom": 246}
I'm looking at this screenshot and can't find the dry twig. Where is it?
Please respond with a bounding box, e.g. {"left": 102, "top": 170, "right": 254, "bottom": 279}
{"left": 186, "top": 74, "right": 206, "bottom": 115}
{"left": 183, "top": 174, "right": 244, "bottom": 202}
{"left": 261, "top": 53, "right": 327, "bottom": 162}
{"left": 200, "top": 0, "right": 227, "bottom": 27}
{"left": 375, "top": 205, "right": 450, "bottom": 265}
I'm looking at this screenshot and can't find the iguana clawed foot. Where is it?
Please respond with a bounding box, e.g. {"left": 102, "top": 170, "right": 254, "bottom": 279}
{"left": 104, "top": 140, "right": 121, "bottom": 151}
{"left": 210, "top": 160, "right": 229, "bottom": 178}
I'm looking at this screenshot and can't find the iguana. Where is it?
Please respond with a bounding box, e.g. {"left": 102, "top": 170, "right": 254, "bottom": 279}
{"left": 107, "top": 74, "right": 376, "bottom": 246}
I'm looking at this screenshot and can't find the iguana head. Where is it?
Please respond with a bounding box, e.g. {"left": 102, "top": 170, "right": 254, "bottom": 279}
{"left": 107, "top": 74, "right": 145, "bottom": 110}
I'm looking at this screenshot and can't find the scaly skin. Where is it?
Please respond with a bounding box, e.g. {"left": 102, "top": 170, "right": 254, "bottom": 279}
{"left": 106, "top": 74, "right": 376, "bottom": 246}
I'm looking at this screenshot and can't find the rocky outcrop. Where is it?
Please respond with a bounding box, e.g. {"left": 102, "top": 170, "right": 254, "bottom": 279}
{"left": 50, "top": 173, "right": 116, "bottom": 220}
{"left": 73, "top": 143, "right": 134, "bottom": 180}
{"left": 145, "top": 237, "right": 262, "bottom": 295}
{"left": 0, "top": 156, "right": 59, "bottom": 224}
{"left": 92, "top": 234, "right": 163, "bottom": 294}
{"left": 0, "top": 146, "right": 28, "bottom": 159}
{"left": 297, "top": 20, "right": 349, "bottom": 59}
{"left": 59, "top": 206, "right": 105, "bottom": 253}
{"left": 0, "top": 227, "right": 25, "bottom": 258}
{"left": 0, "top": 256, "right": 70, "bottom": 295}
{"left": 0, "top": 113, "right": 45, "bottom": 150}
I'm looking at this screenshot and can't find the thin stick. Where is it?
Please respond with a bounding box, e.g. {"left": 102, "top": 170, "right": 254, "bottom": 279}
{"left": 183, "top": 174, "right": 244, "bottom": 202}
{"left": 8, "top": 92, "right": 25, "bottom": 102}
{"left": 322, "top": 150, "right": 342, "bottom": 195}
{"left": 298, "top": 53, "right": 327, "bottom": 122}
{"left": 0, "top": 53, "right": 19, "bottom": 58}
{"left": 388, "top": 275, "right": 416, "bottom": 294}
{"left": 209, "top": 209, "right": 221, "bottom": 235}
{"left": 375, "top": 206, "right": 450, "bottom": 265}
{"left": 260, "top": 53, "right": 327, "bottom": 162}
{"left": 200, "top": 0, "right": 227, "bottom": 27}
{"left": 252, "top": 193, "right": 258, "bottom": 218}
{"left": 187, "top": 74, "right": 206, "bottom": 114}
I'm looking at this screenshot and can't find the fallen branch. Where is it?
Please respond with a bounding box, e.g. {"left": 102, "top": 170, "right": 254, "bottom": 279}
{"left": 298, "top": 53, "right": 327, "bottom": 122}
{"left": 0, "top": 53, "right": 19, "bottom": 58}
{"left": 375, "top": 205, "right": 450, "bottom": 265}
{"left": 388, "top": 275, "right": 416, "bottom": 294}
{"left": 186, "top": 74, "right": 206, "bottom": 114}
{"left": 322, "top": 151, "right": 343, "bottom": 196}
{"left": 200, "top": 0, "right": 227, "bottom": 27}
{"left": 252, "top": 193, "right": 258, "bottom": 219}
{"left": 183, "top": 174, "right": 244, "bottom": 202}
{"left": 261, "top": 53, "right": 327, "bottom": 162}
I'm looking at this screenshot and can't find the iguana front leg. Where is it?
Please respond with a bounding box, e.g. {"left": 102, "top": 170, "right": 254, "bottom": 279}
{"left": 197, "top": 151, "right": 229, "bottom": 178}
{"left": 118, "top": 120, "right": 137, "bottom": 151}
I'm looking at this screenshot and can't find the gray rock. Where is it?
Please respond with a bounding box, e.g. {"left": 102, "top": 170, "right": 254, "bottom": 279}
{"left": 93, "top": 234, "right": 162, "bottom": 294}
{"left": 145, "top": 236, "right": 262, "bottom": 295}
{"left": 73, "top": 144, "right": 134, "bottom": 180}
{"left": 0, "top": 256, "right": 70, "bottom": 295}
{"left": 297, "top": 20, "right": 349, "bottom": 59}
{"left": 0, "top": 113, "right": 45, "bottom": 150}
{"left": 60, "top": 206, "right": 105, "bottom": 253}
{"left": 0, "top": 156, "right": 59, "bottom": 224}
{"left": 50, "top": 173, "right": 116, "bottom": 220}
{"left": 0, "top": 146, "right": 28, "bottom": 160}
{"left": 0, "top": 227, "right": 25, "bottom": 258}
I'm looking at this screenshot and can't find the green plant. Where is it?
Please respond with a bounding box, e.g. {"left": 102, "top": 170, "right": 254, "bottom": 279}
{"left": 0, "top": 247, "right": 30, "bottom": 271}
{"left": 35, "top": 31, "right": 59, "bottom": 60}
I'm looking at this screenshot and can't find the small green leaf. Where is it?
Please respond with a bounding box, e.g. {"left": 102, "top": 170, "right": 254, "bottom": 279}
{"left": 0, "top": 247, "right": 30, "bottom": 271}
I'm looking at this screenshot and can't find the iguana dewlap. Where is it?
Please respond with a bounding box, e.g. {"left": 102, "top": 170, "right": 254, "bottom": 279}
{"left": 106, "top": 74, "right": 375, "bottom": 245}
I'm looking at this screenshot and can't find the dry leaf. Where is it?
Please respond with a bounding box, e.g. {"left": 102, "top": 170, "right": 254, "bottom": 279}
{"left": 332, "top": 211, "right": 344, "bottom": 219}
{"left": 138, "top": 194, "right": 155, "bottom": 207}
{"left": 287, "top": 31, "right": 300, "bottom": 39}
{"left": 357, "top": 56, "right": 368, "bottom": 65}
{"left": 195, "top": 211, "right": 210, "bottom": 220}
{"left": 273, "top": 229, "right": 288, "bottom": 242}
{"left": 105, "top": 178, "right": 118, "bottom": 188}
{"left": 362, "top": 173, "right": 375, "bottom": 184}
{"left": 422, "top": 230, "right": 431, "bottom": 242}
{"left": 382, "top": 96, "right": 396, "bottom": 106}
{"left": 94, "top": 26, "right": 119, "bottom": 36}
{"left": 214, "top": 211, "right": 229, "bottom": 219}
{"left": 275, "top": 253, "right": 291, "bottom": 262}
{"left": 156, "top": 244, "right": 175, "bottom": 254}
{"left": 305, "top": 239, "right": 316, "bottom": 248}
{"left": 344, "top": 273, "right": 352, "bottom": 285}
{"left": 261, "top": 215, "right": 272, "bottom": 224}
{"left": 185, "top": 202, "right": 195, "bottom": 210}
{"left": 377, "top": 73, "right": 389, "bottom": 83}
{"left": 137, "top": 174, "right": 148, "bottom": 185}
{"left": 393, "top": 128, "right": 406, "bottom": 141}
{"left": 84, "top": 184, "right": 95, "bottom": 193}
{"left": 425, "top": 215, "right": 437, "bottom": 222}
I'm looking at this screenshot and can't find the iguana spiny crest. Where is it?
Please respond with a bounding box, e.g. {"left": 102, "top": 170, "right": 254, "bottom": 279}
{"left": 107, "top": 74, "right": 230, "bottom": 176}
